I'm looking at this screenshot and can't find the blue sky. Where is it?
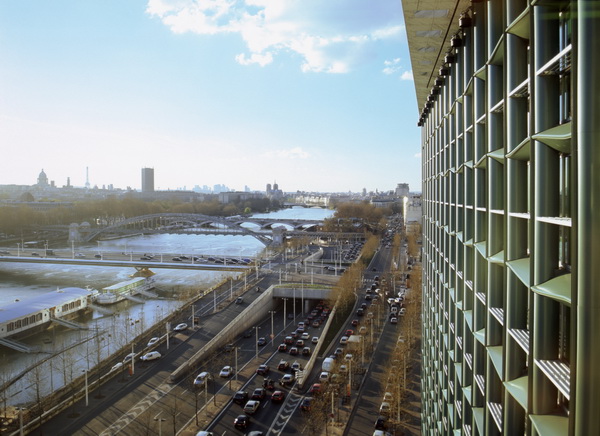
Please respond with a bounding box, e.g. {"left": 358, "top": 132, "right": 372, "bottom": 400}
{"left": 0, "top": 0, "right": 421, "bottom": 193}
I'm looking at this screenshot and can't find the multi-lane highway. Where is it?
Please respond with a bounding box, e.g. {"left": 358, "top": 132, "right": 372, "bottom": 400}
{"left": 30, "top": 225, "right": 415, "bottom": 436}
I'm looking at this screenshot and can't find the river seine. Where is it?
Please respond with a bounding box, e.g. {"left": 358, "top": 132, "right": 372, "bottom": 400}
{"left": 0, "top": 207, "right": 333, "bottom": 405}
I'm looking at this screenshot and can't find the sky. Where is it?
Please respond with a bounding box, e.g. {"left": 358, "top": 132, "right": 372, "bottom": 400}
{"left": 0, "top": 0, "right": 422, "bottom": 194}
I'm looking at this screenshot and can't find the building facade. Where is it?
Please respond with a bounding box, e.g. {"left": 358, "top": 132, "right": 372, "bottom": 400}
{"left": 402, "top": 0, "right": 600, "bottom": 434}
{"left": 141, "top": 167, "right": 154, "bottom": 193}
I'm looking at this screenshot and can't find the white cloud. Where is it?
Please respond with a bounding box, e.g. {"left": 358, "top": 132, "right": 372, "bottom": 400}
{"left": 264, "top": 147, "right": 310, "bottom": 159}
{"left": 382, "top": 57, "right": 401, "bottom": 75}
{"left": 400, "top": 70, "right": 413, "bottom": 80}
{"left": 235, "top": 51, "right": 274, "bottom": 66}
{"left": 146, "top": 0, "right": 403, "bottom": 73}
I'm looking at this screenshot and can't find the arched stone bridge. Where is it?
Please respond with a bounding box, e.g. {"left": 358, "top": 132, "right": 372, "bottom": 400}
{"left": 83, "top": 213, "right": 324, "bottom": 246}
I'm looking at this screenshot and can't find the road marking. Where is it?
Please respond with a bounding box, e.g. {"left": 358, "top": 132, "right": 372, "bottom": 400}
{"left": 98, "top": 382, "right": 175, "bottom": 436}
{"left": 267, "top": 391, "right": 303, "bottom": 435}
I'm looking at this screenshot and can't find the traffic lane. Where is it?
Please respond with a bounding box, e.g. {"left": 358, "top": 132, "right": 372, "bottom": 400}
{"left": 343, "top": 318, "right": 404, "bottom": 436}
{"left": 37, "top": 274, "right": 267, "bottom": 435}
{"left": 208, "top": 350, "right": 313, "bottom": 434}
{"left": 205, "top": 311, "right": 327, "bottom": 431}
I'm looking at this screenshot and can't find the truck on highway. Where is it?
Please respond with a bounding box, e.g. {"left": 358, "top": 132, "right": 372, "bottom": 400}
{"left": 322, "top": 357, "right": 334, "bottom": 372}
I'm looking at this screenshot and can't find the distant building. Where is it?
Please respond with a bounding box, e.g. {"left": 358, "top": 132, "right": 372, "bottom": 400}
{"left": 218, "top": 191, "right": 263, "bottom": 204}
{"left": 266, "top": 181, "right": 283, "bottom": 200}
{"left": 141, "top": 168, "right": 154, "bottom": 193}
{"left": 395, "top": 183, "right": 410, "bottom": 197}
{"left": 37, "top": 169, "right": 49, "bottom": 187}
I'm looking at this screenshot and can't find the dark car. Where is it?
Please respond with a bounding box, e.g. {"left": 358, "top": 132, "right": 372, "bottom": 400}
{"left": 232, "top": 391, "right": 249, "bottom": 405}
{"left": 234, "top": 415, "right": 250, "bottom": 430}
{"left": 256, "top": 364, "right": 270, "bottom": 376}
{"left": 375, "top": 415, "right": 387, "bottom": 430}
{"left": 289, "top": 347, "right": 299, "bottom": 356}
{"left": 351, "top": 319, "right": 359, "bottom": 326}
{"left": 263, "top": 378, "right": 275, "bottom": 390}
{"left": 277, "top": 360, "right": 289, "bottom": 371}
{"left": 278, "top": 343, "right": 287, "bottom": 352}
{"left": 357, "top": 308, "right": 365, "bottom": 316}
{"left": 257, "top": 337, "right": 267, "bottom": 346}
{"left": 251, "top": 388, "right": 266, "bottom": 401}
{"left": 300, "top": 397, "right": 313, "bottom": 411}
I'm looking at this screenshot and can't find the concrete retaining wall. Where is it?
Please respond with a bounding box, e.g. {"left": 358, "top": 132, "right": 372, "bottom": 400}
{"left": 169, "top": 286, "right": 276, "bottom": 382}
{"left": 296, "top": 305, "right": 337, "bottom": 389}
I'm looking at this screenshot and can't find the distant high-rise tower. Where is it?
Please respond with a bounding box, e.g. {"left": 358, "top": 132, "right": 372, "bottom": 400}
{"left": 395, "top": 183, "right": 409, "bottom": 197}
{"left": 85, "top": 167, "right": 90, "bottom": 189}
{"left": 141, "top": 168, "right": 154, "bottom": 193}
{"left": 266, "top": 183, "right": 272, "bottom": 194}
{"left": 273, "top": 181, "right": 278, "bottom": 191}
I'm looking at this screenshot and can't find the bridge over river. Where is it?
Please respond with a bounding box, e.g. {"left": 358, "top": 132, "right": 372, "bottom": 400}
{"left": 59, "top": 213, "right": 328, "bottom": 245}
{"left": 49, "top": 213, "right": 364, "bottom": 246}
{"left": 0, "top": 252, "right": 254, "bottom": 272}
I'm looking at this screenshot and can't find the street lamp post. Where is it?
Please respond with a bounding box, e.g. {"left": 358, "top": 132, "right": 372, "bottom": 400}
{"left": 166, "top": 322, "right": 171, "bottom": 350}
{"left": 254, "top": 326, "right": 261, "bottom": 360}
{"left": 83, "top": 369, "right": 89, "bottom": 406}
{"left": 348, "top": 359, "right": 352, "bottom": 406}
{"left": 235, "top": 346, "right": 239, "bottom": 384}
{"left": 153, "top": 412, "right": 166, "bottom": 436}
{"left": 269, "top": 310, "right": 276, "bottom": 346}
{"left": 18, "top": 407, "right": 24, "bottom": 436}
{"left": 301, "top": 281, "right": 304, "bottom": 316}
{"left": 282, "top": 298, "right": 288, "bottom": 329}
{"left": 361, "top": 336, "right": 365, "bottom": 366}
{"left": 293, "top": 289, "right": 296, "bottom": 322}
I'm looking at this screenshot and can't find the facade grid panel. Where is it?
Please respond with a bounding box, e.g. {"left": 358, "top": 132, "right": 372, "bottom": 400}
{"left": 406, "top": 0, "right": 600, "bottom": 434}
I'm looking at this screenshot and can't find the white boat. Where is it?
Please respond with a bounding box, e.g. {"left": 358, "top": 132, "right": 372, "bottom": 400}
{"left": 95, "top": 277, "right": 155, "bottom": 305}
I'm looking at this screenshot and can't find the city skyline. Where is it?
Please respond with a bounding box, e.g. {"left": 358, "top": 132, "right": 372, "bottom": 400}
{"left": 6, "top": 166, "right": 411, "bottom": 195}
{"left": 0, "top": 1, "right": 422, "bottom": 193}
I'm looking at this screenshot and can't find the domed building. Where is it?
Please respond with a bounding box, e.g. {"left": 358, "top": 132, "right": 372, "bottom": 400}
{"left": 37, "top": 169, "right": 49, "bottom": 187}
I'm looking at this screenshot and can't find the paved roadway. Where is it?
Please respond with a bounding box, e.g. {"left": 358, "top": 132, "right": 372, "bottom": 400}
{"left": 31, "top": 239, "right": 406, "bottom": 436}
{"left": 35, "top": 264, "right": 336, "bottom": 436}
{"left": 0, "top": 249, "right": 256, "bottom": 272}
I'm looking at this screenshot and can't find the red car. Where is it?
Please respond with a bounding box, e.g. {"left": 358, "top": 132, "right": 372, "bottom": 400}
{"left": 345, "top": 329, "right": 354, "bottom": 336}
{"left": 351, "top": 319, "right": 359, "bottom": 326}
{"left": 271, "top": 390, "right": 286, "bottom": 403}
{"left": 308, "top": 383, "right": 322, "bottom": 395}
